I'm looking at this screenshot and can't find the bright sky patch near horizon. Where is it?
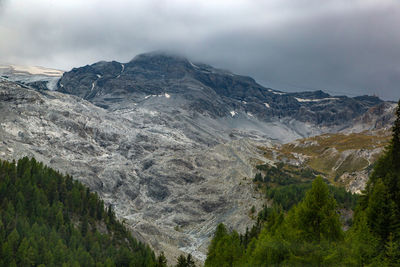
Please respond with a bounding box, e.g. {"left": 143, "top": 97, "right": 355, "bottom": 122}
{"left": 0, "top": 0, "right": 399, "bottom": 100}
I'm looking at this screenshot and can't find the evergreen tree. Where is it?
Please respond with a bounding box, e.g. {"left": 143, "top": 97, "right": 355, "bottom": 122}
{"left": 366, "top": 180, "right": 396, "bottom": 241}
{"left": 384, "top": 233, "right": 400, "bottom": 265}
{"left": 249, "top": 176, "right": 343, "bottom": 266}
{"left": 340, "top": 212, "right": 380, "bottom": 266}
{"left": 156, "top": 251, "right": 168, "bottom": 267}
{"left": 204, "top": 223, "right": 228, "bottom": 266}
{"left": 205, "top": 225, "right": 243, "bottom": 267}
{"left": 186, "top": 254, "right": 195, "bottom": 267}
{"left": 80, "top": 215, "right": 88, "bottom": 237}
{"left": 176, "top": 253, "right": 196, "bottom": 267}
{"left": 176, "top": 254, "right": 187, "bottom": 267}
{"left": 356, "top": 99, "right": 400, "bottom": 248}
{"left": 292, "top": 176, "right": 343, "bottom": 242}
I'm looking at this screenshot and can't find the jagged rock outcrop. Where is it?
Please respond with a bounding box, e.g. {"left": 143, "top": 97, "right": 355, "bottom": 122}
{"left": 57, "top": 52, "right": 383, "bottom": 126}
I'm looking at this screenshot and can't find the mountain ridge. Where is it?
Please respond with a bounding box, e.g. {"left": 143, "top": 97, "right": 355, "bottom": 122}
{"left": 56, "top": 52, "right": 384, "bottom": 128}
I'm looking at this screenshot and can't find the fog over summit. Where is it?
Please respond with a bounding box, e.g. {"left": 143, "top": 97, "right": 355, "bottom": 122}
{"left": 0, "top": 0, "right": 399, "bottom": 100}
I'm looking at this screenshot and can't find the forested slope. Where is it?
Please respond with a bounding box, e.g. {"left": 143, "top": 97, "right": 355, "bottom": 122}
{"left": 0, "top": 157, "right": 156, "bottom": 266}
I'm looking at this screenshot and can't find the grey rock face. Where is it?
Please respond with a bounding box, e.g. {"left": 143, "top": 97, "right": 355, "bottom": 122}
{"left": 57, "top": 52, "right": 382, "bottom": 126}
{"left": 0, "top": 79, "right": 269, "bottom": 262}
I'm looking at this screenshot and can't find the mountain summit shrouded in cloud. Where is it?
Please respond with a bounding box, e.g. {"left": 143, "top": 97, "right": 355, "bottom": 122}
{"left": 0, "top": 0, "right": 399, "bottom": 100}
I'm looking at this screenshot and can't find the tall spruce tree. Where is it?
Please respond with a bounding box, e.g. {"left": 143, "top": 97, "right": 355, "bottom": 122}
{"left": 353, "top": 99, "right": 400, "bottom": 262}
{"left": 156, "top": 252, "right": 168, "bottom": 267}
{"left": 292, "top": 176, "right": 343, "bottom": 242}
{"left": 176, "top": 254, "right": 187, "bottom": 267}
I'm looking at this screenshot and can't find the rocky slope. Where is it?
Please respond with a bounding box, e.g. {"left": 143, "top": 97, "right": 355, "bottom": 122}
{"left": 0, "top": 52, "right": 396, "bottom": 263}
{"left": 0, "top": 78, "right": 266, "bottom": 262}
{"left": 57, "top": 52, "right": 383, "bottom": 128}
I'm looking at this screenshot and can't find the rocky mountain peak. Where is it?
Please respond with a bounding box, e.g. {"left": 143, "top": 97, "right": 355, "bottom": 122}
{"left": 54, "top": 52, "right": 387, "bottom": 128}
{"left": 130, "top": 51, "right": 192, "bottom": 67}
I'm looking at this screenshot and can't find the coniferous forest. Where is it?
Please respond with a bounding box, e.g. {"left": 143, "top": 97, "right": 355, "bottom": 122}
{"left": 0, "top": 157, "right": 157, "bottom": 266}
{"left": 205, "top": 100, "right": 400, "bottom": 266}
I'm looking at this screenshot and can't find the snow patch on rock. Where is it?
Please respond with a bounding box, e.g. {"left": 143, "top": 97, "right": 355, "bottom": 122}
{"left": 294, "top": 97, "right": 339, "bottom": 102}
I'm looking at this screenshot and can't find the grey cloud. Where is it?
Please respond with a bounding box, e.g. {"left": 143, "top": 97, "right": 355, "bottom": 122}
{"left": 0, "top": 0, "right": 399, "bottom": 100}
{"left": 0, "top": 0, "right": 7, "bottom": 12}
{"left": 194, "top": 5, "right": 400, "bottom": 100}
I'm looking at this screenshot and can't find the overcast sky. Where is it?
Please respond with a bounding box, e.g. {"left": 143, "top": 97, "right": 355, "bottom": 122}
{"left": 0, "top": 0, "right": 399, "bottom": 100}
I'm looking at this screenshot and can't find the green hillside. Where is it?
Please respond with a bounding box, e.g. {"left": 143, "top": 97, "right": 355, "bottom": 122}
{"left": 281, "top": 131, "right": 390, "bottom": 179}
{"left": 253, "top": 162, "right": 358, "bottom": 211}
{"left": 0, "top": 157, "right": 156, "bottom": 266}
{"left": 257, "top": 130, "right": 391, "bottom": 191}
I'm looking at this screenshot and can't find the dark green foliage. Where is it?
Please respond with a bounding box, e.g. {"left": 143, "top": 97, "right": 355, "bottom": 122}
{"left": 204, "top": 224, "right": 243, "bottom": 267}
{"left": 205, "top": 177, "right": 344, "bottom": 266}
{"left": 292, "top": 176, "right": 343, "bottom": 242}
{"left": 346, "top": 100, "right": 400, "bottom": 264}
{"left": 255, "top": 162, "right": 358, "bottom": 211}
{"left": 265, "top": 182, "right": 312, "bottom": 210}
{"left": 155, "top": 252, "right": 167, "bottom": 267}
{"left": 265, "top": 180, "right": 358, "bottom": 211}
{"left": 252, "top": 172, "right": 262, "bottom": 182}
{"left": 0, "top": 157, "right": 156, "bottom": 266}
{"left": 205, "top": 224, "right": 244, "bottom": 266}
{"left": 239, "top": 205, "right": 283, "bottom": 250}
{"left": 365, "top": 180, "right": 397, "bottom": 241}
{"left": 186, "top": 254, "right": 195, "bottom": 267}
{"left": 255, "top": 163, "right": 320, "bottom": 186}
{"left": 206, "top": 171, "right": 397, "bottom": 265}
{"left": 250, "top": 205, "right": 255, "bottom": 214}
{"left": 334, "top": 101, "right": 400, "bottom": 264}
{"left": 329, "top": 184, "right": 359, "bottom": 210}
{"left": 204, "top": 223, "right": 228, "bottom": 266}
{"left": 175, "top": 253, "right": 196, "bottom": 267}
{"left": 384, "top": 233, "right": 400, "bottom": 265}
{"left": 176, "top": 254, "right": 187, "bottom": 267}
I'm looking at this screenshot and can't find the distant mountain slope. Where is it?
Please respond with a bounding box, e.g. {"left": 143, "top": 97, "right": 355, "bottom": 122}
{"left": 0, "top": 157, "right": 155, "bottom": 266}
{"left": 57, "top": 52, "right": 383, "bottom": 127}
{"left": 258, "top": 128, "right": 393, "bottom": 193}
{"left": 0, "top": 64, "right": 63, "bottom": 91}
{"left": 0, "top": 64, "right": 63, "bottom": 76}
